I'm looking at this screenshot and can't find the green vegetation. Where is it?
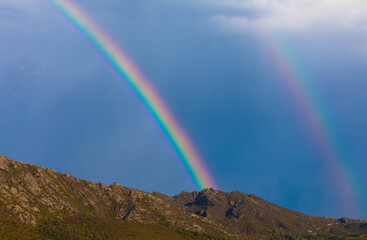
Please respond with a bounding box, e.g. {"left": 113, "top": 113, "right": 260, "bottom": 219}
{"left": 176, "top": 228, "right": 232, "bottom": 240}
{"left": 36, "top": 216, "right": 187, "bottom": 240}
{"left": 0, "top": 213, "right": 186, "bottom": 240}
{"left": 0, "top": 210, "right": 47, "bottom": 240}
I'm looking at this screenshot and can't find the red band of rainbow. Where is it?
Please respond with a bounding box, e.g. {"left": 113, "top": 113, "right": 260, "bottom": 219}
{"left": 47, "top": 0, "right": 217, "bottom": 190}
{"left": 264, "top": 32, "right": 361, "bottom": 217}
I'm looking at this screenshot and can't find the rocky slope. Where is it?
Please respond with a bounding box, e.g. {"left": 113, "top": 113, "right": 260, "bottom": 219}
{"left": 0, "top": 155, "right": 366, "bottom": 239}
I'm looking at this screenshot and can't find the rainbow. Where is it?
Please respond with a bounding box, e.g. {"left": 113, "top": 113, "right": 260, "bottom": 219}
{"left": 46, "top": 0, "right": 216, "bottom": 190}
{"left": 264, "top": 33, "right": 361, "bottom": 217}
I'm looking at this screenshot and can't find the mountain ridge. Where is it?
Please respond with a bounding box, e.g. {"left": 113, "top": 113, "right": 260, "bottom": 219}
{"left": 0, "top": 154, "right": 366, "bottom": 239}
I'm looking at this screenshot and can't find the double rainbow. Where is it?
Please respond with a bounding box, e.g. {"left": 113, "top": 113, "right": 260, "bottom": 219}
{"left": 47, "top": 0, "right": 216, "bottom": 190}
{"left": 46, "top": 0, "right": 361, "bottom": 216}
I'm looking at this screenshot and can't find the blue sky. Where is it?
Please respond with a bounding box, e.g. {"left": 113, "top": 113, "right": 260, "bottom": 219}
{"left": 1, "top": 0, "right": 367, "bottom": 219}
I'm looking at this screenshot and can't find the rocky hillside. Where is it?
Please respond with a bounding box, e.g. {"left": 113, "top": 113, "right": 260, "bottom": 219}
{"left": 0, "top": 155, "right": 366, "bottom": 239}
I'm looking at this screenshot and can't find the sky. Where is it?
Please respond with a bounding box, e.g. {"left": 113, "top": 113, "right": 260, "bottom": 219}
{"left": 1, "top": 0, "right": 367, "bottom": 219}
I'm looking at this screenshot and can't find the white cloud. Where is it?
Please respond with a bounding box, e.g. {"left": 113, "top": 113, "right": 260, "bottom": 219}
{"left": 205, "top": 0, "right": 367, "bottom": 33}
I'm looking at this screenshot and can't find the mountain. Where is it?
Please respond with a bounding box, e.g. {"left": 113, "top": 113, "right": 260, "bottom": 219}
{"left": 0, "top": 154, "right": 366, "bottom": 239}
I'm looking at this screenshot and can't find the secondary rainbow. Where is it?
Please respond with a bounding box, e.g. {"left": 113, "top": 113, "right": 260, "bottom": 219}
{"left": 264, "top": 32, "right": 361, "bottom": 217}
{"left": 47, "top": 0, "right": 216, "bottom": 190}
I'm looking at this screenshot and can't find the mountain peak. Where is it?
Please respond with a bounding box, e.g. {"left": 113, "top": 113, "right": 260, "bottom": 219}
{"left": 0, "top": 155, "right": 366, "bottom": 239}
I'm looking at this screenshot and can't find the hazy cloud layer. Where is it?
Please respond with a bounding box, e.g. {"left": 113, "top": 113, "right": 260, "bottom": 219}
{"left": 201, "top": 0, "right": 367, "bottom": 33}
{"left": 0, "top": 0, "right": 39, "bottom": 14}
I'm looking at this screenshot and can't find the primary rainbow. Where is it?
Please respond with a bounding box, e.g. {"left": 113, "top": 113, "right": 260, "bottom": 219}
{"left": 264, "top": 33, "right": 361, "bottom": 217}
{"left": 47, "top": 0, "right": 216, "bottom": 190}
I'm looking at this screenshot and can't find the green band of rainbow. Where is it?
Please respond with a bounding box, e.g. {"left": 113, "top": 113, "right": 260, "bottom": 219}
{"left": 47, "top": 0, "right": 216, "bottom": 190}
{"left": 264, "top": 32, "right": 361, "bottom": 217}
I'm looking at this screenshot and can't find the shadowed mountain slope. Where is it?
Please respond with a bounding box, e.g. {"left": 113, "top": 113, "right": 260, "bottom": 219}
{"left": 0, "top": 155, "right": 366, "bottom": 239}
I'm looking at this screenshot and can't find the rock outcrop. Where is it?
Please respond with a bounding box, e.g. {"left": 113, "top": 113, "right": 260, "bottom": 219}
{"left": 1, "top": 155, "right": 366, "bottom": 240}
